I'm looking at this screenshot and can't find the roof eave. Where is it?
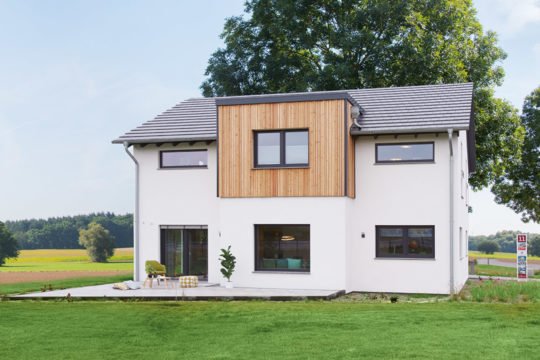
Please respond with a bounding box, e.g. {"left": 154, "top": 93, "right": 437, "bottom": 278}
{"left": 112, "top": 135, "right": 217, "bottom": 145}
{"left": 350, "top": 125, "right": 470, "bottom": 136}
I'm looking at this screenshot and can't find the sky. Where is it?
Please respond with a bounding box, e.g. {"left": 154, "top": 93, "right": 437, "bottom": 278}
{"left": 0, "top": 0, "right": 538, "bottom": 236}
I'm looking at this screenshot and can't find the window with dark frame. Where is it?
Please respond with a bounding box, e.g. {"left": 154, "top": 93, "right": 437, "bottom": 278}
{"left": 375, "top": 142, "right": 434, "bottom": 163}
{"left": 376, "top": 226, "right": 435, "bottom": 258}
{"left": 160, "top": 150, "right": 208, "bottom": 168}
{"left": 255, "top": 224, "right": 310, "bottom": 272}
{"left": 254, "top": 130, "right": 308, "bottom": 168}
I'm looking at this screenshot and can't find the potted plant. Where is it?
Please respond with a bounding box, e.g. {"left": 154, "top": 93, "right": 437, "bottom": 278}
{"left": 219, "top": 246, "right": 236, "bottom": 288}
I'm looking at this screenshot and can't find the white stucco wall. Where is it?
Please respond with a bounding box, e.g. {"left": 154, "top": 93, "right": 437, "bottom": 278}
{"left": 218, "top": 197, "right": 347, "bottom": 290}
{"left": 346, "top": 134, "right": 453, "bottom": 294}
{"left": 132, "top": 132, "right": 469, "bottom": 294}
{"left": 134, "top": 143, "right": 220, "bottom": 283}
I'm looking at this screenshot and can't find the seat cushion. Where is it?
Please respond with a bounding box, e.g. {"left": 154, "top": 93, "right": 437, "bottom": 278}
{"left": 179, "top": 276, "right": 199, "bottom": 288}
{"left": 287, "top": 258, "right": 302, "bottom": 269}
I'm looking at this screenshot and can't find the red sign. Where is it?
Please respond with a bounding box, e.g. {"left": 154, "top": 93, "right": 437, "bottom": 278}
{"left": 516, "top": 234, "right": 528, "bottom": 281}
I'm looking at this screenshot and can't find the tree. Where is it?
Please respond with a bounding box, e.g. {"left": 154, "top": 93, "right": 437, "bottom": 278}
{"left": 201, "top": 0, "right": 524, "bottom": 193}
{"left": 0, "top": 221, "right": 19, "bottom": 265}
{"left": 78, "top": 222, "right": 115, "bottom": 262}
{"left": 492, "top": 87, "right": 540, "bottom": 222}
{"left": 530, "top": 237, "right": 540, "bottom": 257}
{"left": 477, "top": 240, "right": 499, "bottom": 255}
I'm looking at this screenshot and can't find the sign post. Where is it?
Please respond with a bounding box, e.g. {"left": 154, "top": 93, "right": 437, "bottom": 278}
{"left": 517, "top": 233, "right": 528, "bottom": 281}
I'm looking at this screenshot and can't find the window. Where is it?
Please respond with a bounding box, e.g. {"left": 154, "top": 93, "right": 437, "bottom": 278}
{"left": 160, "top": 150, "right": 208, "bottom": 168}
{"left": 375, "top": 142, "right": 434, "bottom": 163}
{"left": 376, "top": 226, "right": 435, "bottom": 258}
{"left": 254, "top": 130, "right": 308, "bottom": 167}
{"left": 459, "top": 227, "right": 464, "bottom": 259}
{"left": 255, "top": 224, "right": 310, "bottom": 272}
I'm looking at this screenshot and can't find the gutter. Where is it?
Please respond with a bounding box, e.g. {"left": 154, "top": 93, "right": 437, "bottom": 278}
{"left": 123, "top": 142, "right": 140, "bottom": 282}
{"left": 447, "top": 129, "right": 455, "bottom": 294}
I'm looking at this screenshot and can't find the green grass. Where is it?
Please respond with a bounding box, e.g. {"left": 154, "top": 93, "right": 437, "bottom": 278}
{"left": 0, "top": 274, "right": 132, "bottom": 296}
{"left": 0, "top": 301, "right": 539, "bottom": 359}
{"left": 0, "top": 248, "right": 133, "bottom": 272}
{"left": 474, "top": 264, "right": 540, "bottom": 279}
{"left": 469, "top": 250, "right": 540, "bottom": 261}
{"left": 466, "top": 280, "right": 540, "bottom": 303}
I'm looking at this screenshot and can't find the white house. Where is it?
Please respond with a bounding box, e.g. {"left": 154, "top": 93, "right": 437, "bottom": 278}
{"left": 113, "top": 82, "right": 474, "bottom": 294}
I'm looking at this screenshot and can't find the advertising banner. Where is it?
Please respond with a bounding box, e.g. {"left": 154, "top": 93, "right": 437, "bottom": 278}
{"left": 517, "top": 234, "right": 527, "bottom": 280}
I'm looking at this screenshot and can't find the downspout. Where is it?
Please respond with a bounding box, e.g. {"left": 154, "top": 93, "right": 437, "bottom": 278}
{"left": 123, "top": 142, "right": 140, "bottom": 282}
{"left": 447, "top": 129, "right": 455, "bottom": 295}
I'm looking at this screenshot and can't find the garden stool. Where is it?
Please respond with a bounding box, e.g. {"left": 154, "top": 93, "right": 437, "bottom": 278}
{"left": 178, "top": 276, "right": 198, "bottom": 288}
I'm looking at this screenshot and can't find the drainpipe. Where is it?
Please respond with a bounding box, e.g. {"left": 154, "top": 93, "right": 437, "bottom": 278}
{"left": 124, "top": 142, "right": 140, "bottom": 282}
{"left": 447, "top": 129, "right": 455, "bottom": 295}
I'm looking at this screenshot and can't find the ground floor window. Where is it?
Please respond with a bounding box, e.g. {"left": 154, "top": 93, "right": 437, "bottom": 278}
{"left": 255, "top": 224, "right": 310, "bottom": 272}
{"left": 376, "top": 225, "right": 434, "bottom": 258}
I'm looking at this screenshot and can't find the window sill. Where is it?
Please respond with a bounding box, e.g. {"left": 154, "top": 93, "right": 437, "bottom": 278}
{"left": 158, "top": 166, "right": 208, "bottom": 170}
{"left": 374, "top": 257, "right": 436, "bottom": 261}
{"left": 252, "top": 271, "right": 311, "bottom": 275}
{"left": 373, "top": 161, "right": 435, "bottom": 166}
{"left": 252, "top": 166, "right": 310, "bottom": 170}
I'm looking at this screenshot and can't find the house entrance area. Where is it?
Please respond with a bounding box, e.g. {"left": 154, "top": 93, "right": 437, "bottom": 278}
{"left": 160, "top": 225, "right": 208, "bottom": 279}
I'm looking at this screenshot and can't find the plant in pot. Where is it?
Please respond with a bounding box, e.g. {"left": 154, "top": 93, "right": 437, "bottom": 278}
{"left": 219, "top": 246, "right": 236, "bottom": 288}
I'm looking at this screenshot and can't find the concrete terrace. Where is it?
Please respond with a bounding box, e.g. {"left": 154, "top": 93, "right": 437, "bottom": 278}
{"left": 11, "top": 281, "right": 344, "bottom": 300}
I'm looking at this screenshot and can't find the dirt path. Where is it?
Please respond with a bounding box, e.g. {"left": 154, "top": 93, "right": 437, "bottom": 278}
{"left": 0, "top": 271, "right": 131, "bottom": 284}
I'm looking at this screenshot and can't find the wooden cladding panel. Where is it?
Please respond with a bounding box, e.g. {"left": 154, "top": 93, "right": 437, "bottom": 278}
{"left": 218, "top": 100, "right": 346, "bottom": 198}
{"left": 347, "top": 102, "right": 356, "bottom": 198}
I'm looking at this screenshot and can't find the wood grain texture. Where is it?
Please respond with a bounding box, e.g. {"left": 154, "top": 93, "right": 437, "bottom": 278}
{"left": 218, "top": 100, "right": 349, "bottom": 197}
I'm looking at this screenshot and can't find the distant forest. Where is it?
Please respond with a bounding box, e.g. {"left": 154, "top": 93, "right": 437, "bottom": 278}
{"left": 469, "top": 230, "right": 540, "bottom": 253}
{"left": 5, "top": 213, "right": 133, "bottom": 249}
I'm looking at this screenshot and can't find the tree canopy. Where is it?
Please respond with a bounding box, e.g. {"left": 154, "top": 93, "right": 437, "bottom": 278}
{"left": 477, "top": 240, "right": 499, "bottom": 255}
{"left": 5, "top": 213, "right": 132, "bottom": 250}
{"left": 0, "top": 221, "right": 19, "bottom": 265}
{"left": 79, "top": 222, "right": 115, "bottom": 263}
{"left": 492, "top": 87, "right": 540, "bottom": 223}
{"left": 201, "top": 0, "right": 525, "bottom": 197}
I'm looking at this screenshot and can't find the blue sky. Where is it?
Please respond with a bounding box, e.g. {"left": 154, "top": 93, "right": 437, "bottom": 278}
{"left": 0, "top": 0, "right": 538, "bottom": 235}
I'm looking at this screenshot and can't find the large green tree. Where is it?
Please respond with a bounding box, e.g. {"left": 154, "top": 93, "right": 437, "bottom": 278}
{"left": 78, "top": 222, "right": 115, "bottom": 263}
{"left": 201, "top": 0, "right": 524, "bottom": 191}
{"left": 492, "top": 87, "right": 540, "bottom": 222}
{"left": 0, "top": 221, "right": 19, "bottom": 265}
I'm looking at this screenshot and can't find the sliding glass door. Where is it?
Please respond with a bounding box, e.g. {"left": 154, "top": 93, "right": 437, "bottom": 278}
{"left": 160, "top": 226, "right": 208, "bottom": 279}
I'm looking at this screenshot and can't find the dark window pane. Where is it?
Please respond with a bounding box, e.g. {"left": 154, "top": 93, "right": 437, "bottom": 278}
{"left": 376, "top": 143, "right": 434, "bottom": 162}
{"left": 255, "top": 225, "right": 310, "bottom": 272}
{"left": 407, "top": 227, "right": 434, "bottom": 256}
{"left": 377, "top": 228, "right": 404, "bottom": 256}
{"left": 257, "top": 132, "right": 280, "bottom": 165}
{"left": 376, "top": 226, "right": 435, "bottom": 259}
{"left": 161, "top": 150, "right": 208, "bottom": 168}
{"left": 285, "top": 131, "right": 308, "bottom": 164}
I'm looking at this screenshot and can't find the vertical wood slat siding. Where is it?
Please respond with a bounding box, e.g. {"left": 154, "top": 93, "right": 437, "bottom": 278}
{"left": 218, "top": 100, "right": 346, "bottom": 198}
{"left": 347, "top": 101, "right": 356, "bottom": 198}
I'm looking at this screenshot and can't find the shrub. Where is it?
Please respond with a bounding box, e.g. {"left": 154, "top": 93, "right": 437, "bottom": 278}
{"left": 477, "top": 240, "right": 500, "bottom": 254}
{"left": 78, "top": 222, "right": 115, "bottom": 262}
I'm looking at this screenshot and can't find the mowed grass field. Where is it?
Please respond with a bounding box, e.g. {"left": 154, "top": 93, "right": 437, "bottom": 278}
{"left": 469, "top": 251, "right": 540, "bottom": 262}
{"left": 0, "top": 248, "right": 133, "bottom": 295}
{"left": 1, "top": 301, "right": 539, "bottom": 359}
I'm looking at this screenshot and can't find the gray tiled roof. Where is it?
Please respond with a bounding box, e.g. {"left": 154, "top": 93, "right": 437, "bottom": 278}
{"left": 112, "top": 82, "right": 473, "bottom": 144}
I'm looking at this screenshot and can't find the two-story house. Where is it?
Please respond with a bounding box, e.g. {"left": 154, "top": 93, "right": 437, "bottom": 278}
{"left": 113, "top": 82, "right": 474, "bottom": 294}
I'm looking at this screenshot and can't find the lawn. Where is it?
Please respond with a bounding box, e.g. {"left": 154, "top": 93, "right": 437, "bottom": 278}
{"left": 474, "top": 264, "right": 540, "bottom": 279}
{"left": 0, "top": 248, "right": 133, "bottom": 272}
{"left": 0, "top": 274, "right": 132, "bottom": 296}
{"left": 0, "top": 301, "right": 539, "bottom": 359}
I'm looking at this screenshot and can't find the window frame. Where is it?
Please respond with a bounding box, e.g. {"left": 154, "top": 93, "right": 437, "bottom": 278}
{"left": 159, "top": 149, "right": 208, "bottom": 169}
{"left": 254, "top": 224, "right": 311, "bottom": 273}
{"left": 375, "top": 225, "right": 435, "bottom": 259}
{"left": 375, "top": 142, "right": 435, "bottom": 164}
{"left": 253, "top": 129, "right": 309, "bottom": 168}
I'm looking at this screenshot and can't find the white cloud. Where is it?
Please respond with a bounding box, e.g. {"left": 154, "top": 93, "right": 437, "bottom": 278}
{"left": 475, "top": 0, "right": 540, "bottom": 36}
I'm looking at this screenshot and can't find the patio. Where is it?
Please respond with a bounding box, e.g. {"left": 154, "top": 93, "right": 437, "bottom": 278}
{"left": 10, "top": 281, "right": 344, "bottom": 300}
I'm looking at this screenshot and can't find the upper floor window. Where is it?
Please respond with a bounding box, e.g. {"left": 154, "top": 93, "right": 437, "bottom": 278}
{"left": 375, "top": 142, "right": 434, "bottom": 163}
{"left": 254, "top": 130, "right": 308, "bottom": 168}
{"left": 160, "top": 150, "right": 208, "bottom": 168}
